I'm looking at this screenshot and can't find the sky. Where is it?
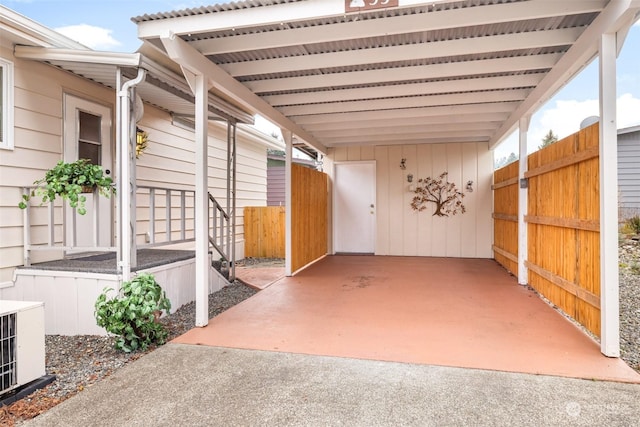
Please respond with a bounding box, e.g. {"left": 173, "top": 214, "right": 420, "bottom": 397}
{"left": 5, "top": 0, "right": 640, "bottom": 160}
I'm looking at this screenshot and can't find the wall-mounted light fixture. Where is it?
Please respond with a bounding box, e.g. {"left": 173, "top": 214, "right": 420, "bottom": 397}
{"left": 466, "top": 180, "right": 474, "bottom": 192}
{"left": 407, "top": 174, "right": 414, "bottom": 183}
{"left": 400, "top": 158, "right": 406, "bottom": 170}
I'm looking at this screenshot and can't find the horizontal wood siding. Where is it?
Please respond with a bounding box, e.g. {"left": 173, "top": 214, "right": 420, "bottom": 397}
{"left": 618, "top": 130, "right": 640, "bottom": 218}
{"left": 527, "top": 123, "right": 601, "bottom": 337}
{"left": 243, "top": 206, "right": 285, "bottom": 258}
{"left": 492, "top": 161, "right": 519, "bottom": 274}
{"left": 0, "top": 45, "right": 269, "bottom": 284}
{"left": 291, "top": 164, "right": 328, "bottom": 272}
{"left": 326, "top": 142, "right": 493, "bottom": 258}
{"left": 267, "top": 166, "right": 285, "bottom": 206}
{"left": 0, "top": 45, "right": 115, "bottom": 284}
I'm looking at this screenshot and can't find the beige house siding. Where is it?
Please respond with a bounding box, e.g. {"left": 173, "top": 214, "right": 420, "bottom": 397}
{"left": 135, "top": 106, "right": 268, "bottom": 248}
{"left": 0, "top": 44, "right": 116, "bottom": 285}
{"left": 325, "top": 142, "right": 493, "bottom": 258}
{"left": 0, "top": 44, "right": 269, "bottom": 286}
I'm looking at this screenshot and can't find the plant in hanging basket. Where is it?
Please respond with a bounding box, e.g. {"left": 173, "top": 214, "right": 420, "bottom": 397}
{"left": 18, "top": 158, "right": 115, "bottom": 215}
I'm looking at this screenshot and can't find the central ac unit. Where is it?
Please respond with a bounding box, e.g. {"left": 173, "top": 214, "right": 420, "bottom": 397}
{"left": 0, "top": 301, "right": 45, "bottom": 395}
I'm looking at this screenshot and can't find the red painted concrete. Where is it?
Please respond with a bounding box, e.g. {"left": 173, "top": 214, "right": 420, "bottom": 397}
{"left": 235, "top": 266, "right": 285, "bottom": 290}
{"left": 176, "top": 256, "right": 640, "bottom": 383}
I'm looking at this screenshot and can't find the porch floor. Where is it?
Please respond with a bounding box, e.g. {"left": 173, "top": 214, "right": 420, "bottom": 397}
{"left": 22, "top": 249, "right": 195, "bottom": 274}
{"left": 175, "top": 256, "right": 640, "bottom": 383}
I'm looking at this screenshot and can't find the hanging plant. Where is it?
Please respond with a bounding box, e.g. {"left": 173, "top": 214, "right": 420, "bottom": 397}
{"left": 19, "top": 159, "right": 115, "bottom": 215}
{"left": 136, "top": 127, "right": 148, "bottom": 159}
{"left": 410, "top": 171, "right": 466, "bottom": 217}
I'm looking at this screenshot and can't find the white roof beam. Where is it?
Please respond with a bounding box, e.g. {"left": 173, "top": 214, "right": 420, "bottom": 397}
{"left": 312, "top": 121, "right": 501, "bottom": 139}
{"left": 222, "top": 28, "right": 582, "bottom": 77}
{"left": 291, "top": 102, "right": 519, "bottom": 125}
{"left": 489, "top": 0, "right": 640, "bottom": 148}
{"left": 246, "top": 53, "right": 562, "bottom": 93}
{"left": 265, "top": 74, "right": 543, "bottom": 106}
{"left": 159, "top": 33, "right": 326, "bottom": 154}
{"left": 324, "top": 129, "right": 494, "bottom": 145}
{"left": 327, "top": 136, "right": 489, "bottom": 147}
{"left": 279, "top": 89, "right": 529, "bottom": 116}
{"left": 193, "top": 1, "right": 606, "bottom": 55}
{"left": 301, "top": 112, "right": 510, "bottom": 132}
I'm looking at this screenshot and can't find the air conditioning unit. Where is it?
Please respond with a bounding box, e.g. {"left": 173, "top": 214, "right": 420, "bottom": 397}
{"left": 0, "top": 301, "right": 45, "bottom": 395}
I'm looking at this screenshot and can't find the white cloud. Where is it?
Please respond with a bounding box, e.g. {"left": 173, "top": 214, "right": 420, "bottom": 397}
{"left": 494, "top": 93, "right": 640, "bottom": 160}
{"left": 54, "top": 24, "right": 121, "bottom": 50}
{"left": 529, "top": 93, "right": 640, "bottom": 150}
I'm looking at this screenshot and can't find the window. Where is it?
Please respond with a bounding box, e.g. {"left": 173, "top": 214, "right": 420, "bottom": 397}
{"left": 0, "top": 58, "right": 14, "bottom": 150}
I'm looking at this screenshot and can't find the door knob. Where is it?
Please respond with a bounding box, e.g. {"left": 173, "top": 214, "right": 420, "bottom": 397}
{"left": 105, "top": 169, "right": 111, "bottom": 175}
{"left": 370, "top": 204, "right": 374, "bottom": 208}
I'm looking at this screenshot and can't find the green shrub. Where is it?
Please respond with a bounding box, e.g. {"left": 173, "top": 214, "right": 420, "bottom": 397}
{"left": 626, "top": 216, "right": 640, "bottom": 234}
{"left": 95, "top": 273, "right": 171, "bottom": 352}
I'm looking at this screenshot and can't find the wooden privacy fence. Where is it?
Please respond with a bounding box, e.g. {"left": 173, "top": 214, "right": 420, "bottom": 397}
{"left": 493, "top": 123, "right": 601, "bottom": 337}
{"left": 291, "top": 164, "right": 328, "bottom": 272}
{"left": 492, "top": 161, "right": 519, "bottom": 274}
{"left": 244, "top": 164, "right": 328, "bottom": 270}
{"left": 244, "top": 206, "right": 285, "bottom": 258}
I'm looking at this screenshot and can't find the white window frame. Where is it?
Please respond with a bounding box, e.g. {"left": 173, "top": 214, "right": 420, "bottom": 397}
{"left": 0, "top": 58, "right": 15, "bottom": 150}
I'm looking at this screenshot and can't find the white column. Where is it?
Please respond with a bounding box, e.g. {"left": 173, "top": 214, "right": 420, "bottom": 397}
{"left": 518, "top": 116, "right": 530, "bottom": 286}
{"left": 283, "top": 130, "right": 293, "bottom": 277}
{"left": 599, "top": 32, "right": 620, "bottom": 357}
{"left": 194, "top": 73, "right": 209, "bottom": 327}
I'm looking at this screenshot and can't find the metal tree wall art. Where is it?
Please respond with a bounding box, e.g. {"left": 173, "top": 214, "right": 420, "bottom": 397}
{"left": 410, "top": 172, "right": 466, "bottom": 217}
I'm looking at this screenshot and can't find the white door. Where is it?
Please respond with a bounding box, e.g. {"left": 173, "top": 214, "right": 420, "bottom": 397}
{"left": 334, "top": 161, "right": 376, "bottom": 253}
{"left": 63, "top": 94, "right": 113, "bottom": 247}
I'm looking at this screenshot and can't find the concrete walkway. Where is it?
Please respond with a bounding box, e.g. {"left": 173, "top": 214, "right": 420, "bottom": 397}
{"left": 25, "top": 344, "right": 640, "bottom": 426}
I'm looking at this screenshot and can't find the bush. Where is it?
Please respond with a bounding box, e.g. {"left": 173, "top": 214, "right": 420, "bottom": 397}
{"left": 626, "top": 216, "right": 640, "bottom": 234}
{"left": 95, "top": 273, "right": 171, "bottom": 352}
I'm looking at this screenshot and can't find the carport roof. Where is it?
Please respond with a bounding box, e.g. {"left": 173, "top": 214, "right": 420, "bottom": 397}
{"left": 132, "top": 0, "right": 640, "bottom": 155}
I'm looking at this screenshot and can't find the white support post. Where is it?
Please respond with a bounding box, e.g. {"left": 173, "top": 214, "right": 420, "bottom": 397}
{"left": 283, "top": 130, "right": 293, "bottom": 277}
{"left": 517, "top": 116, "right": 530, "bottom": 286}
{"left": 599, "top": 32, "right": 620, "bottom": 357}
{"left": 194, "top": 73, "right": 209, "bottom": 327}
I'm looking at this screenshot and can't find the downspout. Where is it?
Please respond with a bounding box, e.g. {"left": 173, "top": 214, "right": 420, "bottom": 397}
{"left": 116, "top": 68, "right": 146, "bottom": 283}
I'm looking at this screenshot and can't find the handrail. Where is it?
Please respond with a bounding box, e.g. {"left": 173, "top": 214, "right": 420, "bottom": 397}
{"left": 208, "top": 192, "right": 230, "bottom": 264}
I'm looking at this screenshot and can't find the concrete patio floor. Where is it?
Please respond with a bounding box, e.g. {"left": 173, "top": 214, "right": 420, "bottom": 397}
{"left": 175, "top": 256, "right": 640, "bottom": 383}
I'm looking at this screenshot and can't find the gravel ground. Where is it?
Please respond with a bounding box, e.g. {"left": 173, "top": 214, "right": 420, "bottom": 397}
{"left": 1, "top": 282, "right": 257, "bottom": 426}
{"left": 1, "top": 252, "right": 639, "bottom": 425}
{"left": 619, "top": 237, "right": 640, "bottom": 371}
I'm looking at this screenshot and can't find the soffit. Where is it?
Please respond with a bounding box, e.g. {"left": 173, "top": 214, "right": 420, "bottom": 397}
{"left": 133, "top": 0, "right": 639, "bottom": 151}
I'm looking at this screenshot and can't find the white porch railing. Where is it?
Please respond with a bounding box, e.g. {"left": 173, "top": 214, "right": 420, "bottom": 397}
{"left": 21, "top": 185, "right": 234, "bottom": 271}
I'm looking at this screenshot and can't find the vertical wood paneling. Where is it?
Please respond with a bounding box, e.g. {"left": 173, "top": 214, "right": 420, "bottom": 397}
{"left": 327, "top": 142, "right": 492, "bottom": 259}
{"left": 446, "top": 143, "right": 463, "bottom": 257}
{"left": 476, "top": 146, "right": 494, "bottom": 258}
{"left": 243, "top": 206, "right": 286, "bottom": 257}
{"left": 375, "top": 146, "right": 390, "bottom": 255}
{"left": 388, "top": 146, "right": 405, "bottom": 255}
{"left": 402, "top": 145, "right": 418, "bottom": 256}
{"left": 416, "top": 144, "right": 433, "bottom": 256}
{"left": 430, "top": 144, "right": 448, "bottom": 257}
{"left": 291, "top": 164, "right": 328, "bottom": 272}
{"left": 494, "top": 123, "right": 601, "bottom": 337}
{"left": 347, "top": 146, "right": 361, "bottom": 160}
{"left": 493, "top": 161, "right": 519, "bottom": 274}
{"left": 461, "top": 143, "right": 478, "bottom": 258}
